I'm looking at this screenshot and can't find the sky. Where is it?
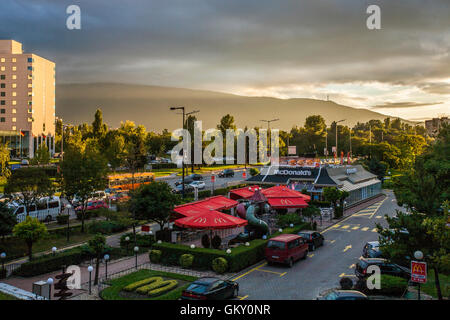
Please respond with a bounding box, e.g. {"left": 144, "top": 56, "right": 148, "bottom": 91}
{"left": 1, "top": 0, "right": 449, "bottom": 121}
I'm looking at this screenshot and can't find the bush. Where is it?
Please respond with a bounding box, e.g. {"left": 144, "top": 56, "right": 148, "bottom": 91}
{"left": 201, "top": 234, "right": 210, "bottom": 248}
{"left": 249, "top": 168, "right": 260, "bottom": 176}
{"left": 309, "top": 200, "right": 332, "bottom": 208}
{"left": 356, "top": 275, "right": 408, "bottom": 296}
{"left": 211, "top": 235, "right": 221, "bottom": 249}
{"left": 13, "top": 246, "right": 93, "bottom": 277}
{"left": 179, "top": 254, "right": 194, "bottom": 268}
{"left": 276, "top": 213, "right": 303, "bottom": 228}
{"left": 212, "top": 257, "right": 228, "bottom": 274}
{"left": 88, "top": 220, "right": 128, "bottom": 235}
{"left": 149, "top": 250, "right": 162, "bottom": 263}
{"left": 147, "top": 280, "right": 178, "bottom": 297}
{"left": 123, "top": 276, "right": 162, "bottom": 292}
{"left": 56, "top": 214, "right": 69, "bottom": 225}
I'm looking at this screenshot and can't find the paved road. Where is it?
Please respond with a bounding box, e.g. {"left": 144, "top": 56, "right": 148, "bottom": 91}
{"left": 232, "top": 190, "right": 405, "bottom": 300}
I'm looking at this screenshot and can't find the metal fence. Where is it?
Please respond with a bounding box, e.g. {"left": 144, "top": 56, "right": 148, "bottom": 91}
{"left": 3, "top": 263, "right": 21, "bottom": 277}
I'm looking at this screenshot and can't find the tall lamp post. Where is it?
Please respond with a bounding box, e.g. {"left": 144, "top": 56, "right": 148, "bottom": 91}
{"left": 134, "top": 246, "right": 139, "bottom": 270}
{"left": 87, "top": 265, "right": 93, "bottom": 295}
{"left": 125, "top": 236, "right": 130, "bottom": 255}
{"left": 335, "top": 119, "right": 346, "bottom": 158}
{"left": 104, "top": 254, "right": 110, "bottom": 280}
{"left": 1, "top": 252, "right": 5, "bottom": 275}
{"left": 47, "top": 278, "right": 54, "bottom": 300}
{"left": 65, "top": 204, "right": 72, "bottom": 242}
{"left": 414, "top": 250, "right": 424, "bottom": 300}
{"left": 169, "top": 107, "right": 199, "bottom": 198}
{"left": 52, "top": 247, "right": 57, "bottom": 256}
{"left": 260, "top": 119, "right": 279, "bottom": 156}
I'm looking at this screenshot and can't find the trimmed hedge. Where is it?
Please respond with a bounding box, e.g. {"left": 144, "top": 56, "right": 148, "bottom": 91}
{"left": 179, "top": 254, "right": 194, "bottom": 268}
{"left": 151, "top": 223, "right": 310, "bottom": 273}
{"left": 120, "top": 233, "right": 155, "bottom": 249}
{"left": 124, "top": 277, "right": 162, "bottom": 292}
{"left": 147, "top": 280, "right": 178, "bottom": 297}
{"left": 56, "top": 214, "right": 69, "bottom": 225}
{"left": 88, "top": 220, "right": 128, "bottom": 235}
{"left": 149, "top": 250, "right": 162, "bottom": 263}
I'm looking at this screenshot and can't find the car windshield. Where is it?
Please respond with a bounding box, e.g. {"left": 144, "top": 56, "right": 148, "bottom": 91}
{"left": 186, "top": 283, "right": 209, "bottom": 294}
{"left": 298, "top": 233, "right": 309, "bottom": 238}
{"left": 267, "top": 240, "right": 286, "bottom": 250}
{"left": 87, "top": 202, "right": 93, "bottom": 206}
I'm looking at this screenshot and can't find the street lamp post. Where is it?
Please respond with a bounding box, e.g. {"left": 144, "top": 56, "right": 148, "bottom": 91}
{"left": 1, "top": 252, "right": 5, "bottom": 274}
{"left": 170, "top": 107, "right": 199, "bottom": 199}
{"left": 52, "top": 247, "right": 57, "bottom": 256}
{"left": 134, "top": 246, "right": 139, "bottom": 270}
{"left": 260, "top": 119, "right": 279, "bottom": 156}
{"left": 65, "top": 204, "right": 72, "bottom": 242}
{"left": 104, "top": 254, "right": 110, "bottom": 280}
{"left": 335, "top": 119, "right": 346, "bottom": 158}
{"left": 87, "top": 265, "right": 93, "bottom": 295}
{"left": 414, "top": 250, "right": 424, "bottom": 300}
{"left": 125, "top": 236, "right": 130, "bottom": 255}
{"left": 47, "top": 278, "right": 54, "bottom": 300}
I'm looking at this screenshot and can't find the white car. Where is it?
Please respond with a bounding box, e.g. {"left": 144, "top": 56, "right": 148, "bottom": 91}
{"left": 190, "top": 181, "right": 206, "bottom": 190}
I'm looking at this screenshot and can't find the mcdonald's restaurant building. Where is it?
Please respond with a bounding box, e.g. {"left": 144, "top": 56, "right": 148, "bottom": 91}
{"left": 246, "top": 164, "right": 382, "bottom": 208}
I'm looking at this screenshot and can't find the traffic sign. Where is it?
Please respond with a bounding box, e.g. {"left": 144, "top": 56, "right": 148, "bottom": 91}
{"left": 242, "top": 171, "right": 247, "bottom": 179}
{"left": 411, "top": 261, "right": 427, "bottom": 283}
{"left": 211, "top": 175, "right": 215, "bottom": 183}
{"left": 141, "top": 225, "right": 150, "bottom": 233}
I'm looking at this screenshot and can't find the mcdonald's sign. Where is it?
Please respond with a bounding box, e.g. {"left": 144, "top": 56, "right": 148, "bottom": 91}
{"left": 411, "top": 261, "right": 427, "bottom": 283}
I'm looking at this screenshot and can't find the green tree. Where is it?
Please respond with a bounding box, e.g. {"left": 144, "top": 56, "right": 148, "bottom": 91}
{"left": 12, "top": 216, "right": 47, "bottom": 261}
{"left": 92, "top": 109, "right": 107, "bottom": 139}
{"left": 302, "top": 205, "right": 321, "bottom": 223}
{"left": 0, "top": 202, "right": 16, "bottom": 241}
{"left": 31, "top": 143, "right": 50, "bottom": 165}
{"left": 87, "top": 233, "right": 107, "bottom": 285}
{"left": 0, "top": 143, "right": 10, "bottom": 177}
{"left": 129, "top": 182, "right": 179, "bottom": 237}
{"left": 4, "top": 167, "right": 53, "bottom": 216}
{"left": 60, "top": 144, "right": 108, "bottom": 232}
{"left": 323, "top": 187, "right": 342, "bottom": 218}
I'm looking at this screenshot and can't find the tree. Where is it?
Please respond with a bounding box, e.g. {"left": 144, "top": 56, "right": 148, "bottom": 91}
{"left": 323, "top": 187, "right": 341, "bottom": 218}
{"left": 0, "top": 202, "right": 16, "bottom": 241}
{"left": 129, "top": 182, "right": 180, "bottom": 233}
{"left": 92, "top": 109, "right": 107, "bottom": 139}
{"left": 60, "top": 144, "right": 108, "bottom": 232}
{"left": 103, "top": 130, "right": 125, "bottom": 171}
{"left": 87, "top": 233, "right": 107, "bottom": 285}
{"left": 0, "top": 143, "right": 10, "bottom": 177}
{"left": 13, "top": 216, "right": 47, "bottom": 261}
{"left": 217, "top": 114, "right": 236, "bottom": 135}
{"left": 31, "top": 143, "right": 50, "bottom": 165}
{"left": 4, "top": 167, "right": 53, "bottom": 216}
{"left": 302, "top": 205, "right": 320, "bottom": 223}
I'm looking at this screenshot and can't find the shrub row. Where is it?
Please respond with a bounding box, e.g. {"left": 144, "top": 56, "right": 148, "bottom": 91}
{"left": 151, "top": 223, "right": 310, "bottom": 273}
{"left": 150, "top": 163, "right": 178, "bottom": 169}
{"left": 88, "top": 220, "right": 128, "bottom": 235}
{"left": 120, "top": 233, "right": 155, "bottom": 248}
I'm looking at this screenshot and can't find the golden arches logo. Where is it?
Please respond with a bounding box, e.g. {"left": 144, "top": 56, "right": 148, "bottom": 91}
{"left": 412, "top": 264, "right": 424, "bottom": 273}
{"left": 280, "top": 199, "right": 293, "bottom": 205}
{"left": 193, "top": 217, "right": 207, "bottom": 223}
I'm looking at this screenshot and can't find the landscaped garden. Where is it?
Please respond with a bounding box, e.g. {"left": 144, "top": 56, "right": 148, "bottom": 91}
{"left": 100, "top": 269, "right": 197, "bottom": 300}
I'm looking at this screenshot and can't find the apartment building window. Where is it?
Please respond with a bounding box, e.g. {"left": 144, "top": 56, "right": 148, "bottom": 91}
{"left": 12, "top": 126, "right": 16, "bottom": 130}
{"left": 0, "top": 84, "right": 4, "bottom": 88}
{"left": 0, "top": 92, "right": 5, "bottom": 97}
{"left": 0, "top": 109, "right": 4, "bottom": 114}
{"left": 28, "top": 84, "right": 32, "bottom": 88}
{"left": 27, "top": 66, "right": 32, "bottom": 71}
{"left": 12, "top": 109, "right": 16, "bottom": 114}
{"left": 12, "top": 101, "right": 16, "bottom": 105}
{"left": 12, "top": 83, "right": 17, "bottom": 88}
{"left": 0, "top": 101, "right": 4, "bottom": 105}
{"left": 0, "top": 58, "right": 4, "bottom": 63}
{"left": 0, "top": 118, "right": 5, "bottom": 122}
{"left": 0, "top": 67, "right": 4, "bottom": 72}
{"left": 0, "top": 75, "right": 5, "bottom": 80}
{"left": 12, "top": 118, "right": 16, "bottom": 123}
{"left": 28, "top": 58, "right": 33, "bottom": 63}
{"left": 28, "top": 118, "right": 33, "bottom": 122}
{"left": 12, "top": 75, "right": 16, "bottom": 80}
{"left": 12, "top": 66, "right": 16, "bottom": 71}
{"left": 12, "top": 92, "right": 16, "bottom": 97}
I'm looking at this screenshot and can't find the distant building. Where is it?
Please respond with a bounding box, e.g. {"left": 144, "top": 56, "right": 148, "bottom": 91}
{"left": 425, "top": 117, "right": 449, "bottom": 137}
{"left": 0, "top": 40, "right": 55, "bottom": 158}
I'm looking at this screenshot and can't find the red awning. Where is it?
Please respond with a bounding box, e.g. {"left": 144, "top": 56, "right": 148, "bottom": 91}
{"left": 174, "top": 210, "right": 248, "bottom": 229}
{"left": 262, "top": 185, "right": 311, "bottom": 201}
{"left": 173, "top": 196, "right": 238, "bottom": 217}
{"left": 228, "top": 185, "right": 261, "bottom": 200}
{"left": 267, "top": 197, "right": 309, "bottom": 209}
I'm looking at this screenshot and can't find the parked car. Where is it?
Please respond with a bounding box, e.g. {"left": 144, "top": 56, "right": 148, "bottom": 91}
{"left": 110, "top": 192, "right": 130, "bottom": 203}
{"left": 318, "top": 290, "right": 368, "bottom": 300}
{"left": 75, "top": 200, "right": 109, "bottom": 212}
{"left": 175, "top": 177, "right": 194, "bottom": 186}
{"left": 218, "top": 169, "right": 234, "bottom": 178}
{"left": 190, "top": 181, "right": 206, "bottom": 190}
{"left": 363, "top": 241, "right": 382, "bottom": 258}
{"left": 355, "top": 258, "right": 410, "bottom": 280}
{"left": 181, "top": 277, "right": 239, "bottom": 300}
{"left": 175, "top": 174, "right": 203, "bottom": 186}
{"left": 265, "top": 234, "right": 308, "bottom": 267}
{"left": 297, "top": 231, "right": 324, "bottom": 251}
{"left": 173, "top": 184, "right": 195, "bottom": 194}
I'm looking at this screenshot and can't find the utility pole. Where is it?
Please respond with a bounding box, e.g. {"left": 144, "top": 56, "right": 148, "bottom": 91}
{"left": 170, "top": 107, "right": 199, "bottom": 198}
{"left": 260, "top": 119, "right": 279, "bottom": 156}
{"left": 335, "top": 119, "right": 345, "bottom": 158}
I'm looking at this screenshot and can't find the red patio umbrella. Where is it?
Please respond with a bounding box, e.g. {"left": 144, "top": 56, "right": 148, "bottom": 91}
{"left": 174, "top": 210, "right": 248, "bottom": 230}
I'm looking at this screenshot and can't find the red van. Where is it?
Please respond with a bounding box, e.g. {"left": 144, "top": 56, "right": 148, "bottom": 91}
{"left": 265, "top": 234, "right": 309, "bottom": 267}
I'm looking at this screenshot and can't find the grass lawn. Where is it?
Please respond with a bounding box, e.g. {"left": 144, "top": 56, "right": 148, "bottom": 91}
{"left": 421, "top": 270, "right": 450, "bottom": 299}
{"left": 0, "top": 292, "right": 19, "bottom": 300}
{"left": 100, "top": 269, "right": 197, "bottom": 300}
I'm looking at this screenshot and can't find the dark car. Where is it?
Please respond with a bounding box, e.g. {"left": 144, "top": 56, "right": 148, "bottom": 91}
{"left": 174, "top": 174, "right": 203, "bottom": 186}
{"left": 355, "top": 258, "right": 410, "bottom": 280}
{"left": 363, "top": 241, "right": 382, "bottom": 258}
{"left": 173, "top": 184, "right": 195, "bottom": 194}
{"left": 181, "top": 277, "right": 239, "bottom": 300}
{"left": 297, "top": 231, "right": 324, "bottom": 251}
{"left": 318, "top": 290, "right": 368, "bottom": 300}
{"left": 218, "top": 169, "right": 235, "bottom": 178}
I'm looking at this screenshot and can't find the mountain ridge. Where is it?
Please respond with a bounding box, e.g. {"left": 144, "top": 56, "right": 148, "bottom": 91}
{"left": 56, "top": 82, "right": 417, "bottom": 132}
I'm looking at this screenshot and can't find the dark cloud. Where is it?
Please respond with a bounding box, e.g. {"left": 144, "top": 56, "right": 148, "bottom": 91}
{"left": 372, "top": 102, "right": 443, "bottom": 109}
